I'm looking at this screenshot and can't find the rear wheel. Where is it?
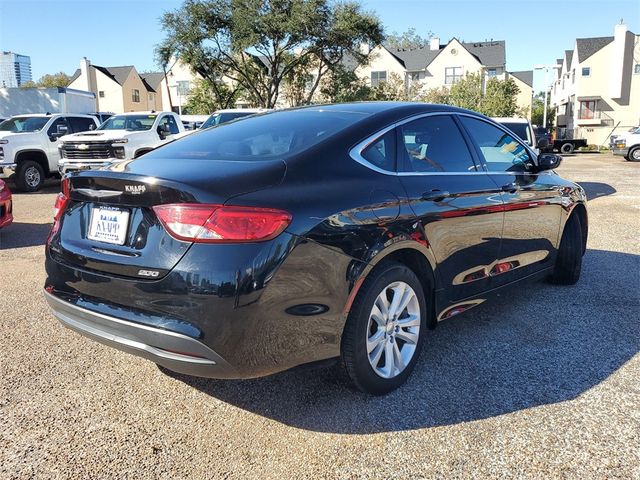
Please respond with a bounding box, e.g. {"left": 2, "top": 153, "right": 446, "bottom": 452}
{"left": 16, "top": 160, "right": 45, "bottom": 192}
{"left": 550, "top": 213, "right": 583, "bottom": 285}
{"left": 628, "top": 146, "right": 640, "bottom": 162}
{"left": 560, "top": 142, "right": 574, "bottom": 154}
{"left": 341, "top": 262, "right": 427, "bottom": 395}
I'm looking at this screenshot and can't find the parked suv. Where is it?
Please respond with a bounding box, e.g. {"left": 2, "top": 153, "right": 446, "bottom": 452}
{"left": 58, "top": 112, "right": 186, "bottom": 174}
{"left": 0, "top": 114, "right": 100, "bottom": 191}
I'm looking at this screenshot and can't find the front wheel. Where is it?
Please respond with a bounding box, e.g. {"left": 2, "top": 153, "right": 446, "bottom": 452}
{"left": 341, "top": 262, "right": 427, "bottom": 395}
{"left": 16, "top": 160, "right": 45, "bottom": 192}
{"left": 627, "top": 146, "right": 640, "bottom": 162}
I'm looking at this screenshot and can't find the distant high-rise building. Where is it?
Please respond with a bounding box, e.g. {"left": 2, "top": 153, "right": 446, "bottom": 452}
{"left": 0, "top": 51, "right": 32, "bottom": 87}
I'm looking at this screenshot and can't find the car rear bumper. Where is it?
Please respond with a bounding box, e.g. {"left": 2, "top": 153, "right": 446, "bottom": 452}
{"left": 44, "top": 289, "right": 240, "bottom": 378}
{"left": 0, "top": 163, "right": 17, "bottom": 178}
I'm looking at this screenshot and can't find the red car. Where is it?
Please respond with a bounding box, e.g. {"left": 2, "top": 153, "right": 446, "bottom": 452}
{"left": 0, "top": 179, "right": 13, "bottom": 228}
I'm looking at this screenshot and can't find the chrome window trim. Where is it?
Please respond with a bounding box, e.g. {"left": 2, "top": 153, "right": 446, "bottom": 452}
{"left": 349, "top": 110, "right": 540, "bottom": 177}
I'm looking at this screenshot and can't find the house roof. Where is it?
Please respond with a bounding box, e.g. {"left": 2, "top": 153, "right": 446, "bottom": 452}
{"left": 140, "top": 72, "right": 165, "bottom": 92}
{"left": 576, "top": 36, "right": 614, "bottom": 62}
{"left": 564, "top": 50, "right": 573, "bottom": 68}
{"left": 510, "top": 70, "right": 533, "bottom": 87}
{"left": 104, "top": 66, "right": 135, "bottom": 85}
{"left": 67, "top": 64, "right": 135, "bottom": 87}
{"left": 386, "top": 39, "right": 506, "bottom": 72}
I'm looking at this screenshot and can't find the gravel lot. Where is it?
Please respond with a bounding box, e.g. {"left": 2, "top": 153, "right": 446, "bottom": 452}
{"left": 1, "top": 153, "right": 639, "bottom": 479}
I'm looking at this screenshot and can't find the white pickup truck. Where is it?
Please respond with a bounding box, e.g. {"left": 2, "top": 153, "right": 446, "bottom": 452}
{"left": 611, "top": 126, "right": 640, "bottom": 161}
{"left": 58, "top": 111, "right": 186, "bottom": 174}
{"left": 0, "top": 113, "right": 100, "bottom": 191}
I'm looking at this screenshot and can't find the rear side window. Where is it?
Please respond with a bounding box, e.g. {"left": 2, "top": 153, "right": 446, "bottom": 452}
{"left": 398, "top": 115, "right": 477, "bottom": 173}
{"left": 68, "top": 117, "right": 96, "bottom": 133}
{"left": 459, "top": 117, "right": 532, "bottom": 172}
{"left": 147, "top": 110, "right": 368, "bottom": 161}
{"left": 361, "top": 129, "right": 396, "bottom": 171}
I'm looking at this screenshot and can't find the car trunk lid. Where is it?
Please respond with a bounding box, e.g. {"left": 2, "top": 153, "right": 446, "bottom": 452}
{"left": 49, "top": 158, "right": 285, "bottom": 279}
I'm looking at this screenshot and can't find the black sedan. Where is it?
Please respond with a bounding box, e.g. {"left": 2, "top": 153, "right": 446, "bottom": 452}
{"left": 44, "top": 103, "right": 587, "bottom": 395}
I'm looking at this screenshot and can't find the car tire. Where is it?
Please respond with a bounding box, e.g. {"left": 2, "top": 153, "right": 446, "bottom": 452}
{"left": 627, "top": 146, "right": 640, "bottom": 162}
{"left": 16, "top": 160, "right": 45, "bottom": 192}
{"left": 549, "top": 213, "right": 583, "bottom": 285}
{"left": 341, "top": 261, "right": 427, "bottom": 395}
{"left": 560, "top": 142, "right": 574, "bottom": 154}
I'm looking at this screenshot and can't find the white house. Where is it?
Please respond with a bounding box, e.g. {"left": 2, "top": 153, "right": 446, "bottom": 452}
{"left": 550, "top": 23, "right": 640, "bottom": 145}
{"left": 69, "top": 58, "right": 161, "bottom": 113}
{"left": 355, "top": 37, "right": 533, "bottom": 116}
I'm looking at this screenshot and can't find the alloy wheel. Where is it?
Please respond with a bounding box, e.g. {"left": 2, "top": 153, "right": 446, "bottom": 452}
{"left": 25, "top": 166, "right": 41, "bottom": 188}
{"left": 366, "top": 281, "right": 421, "bottom": 379}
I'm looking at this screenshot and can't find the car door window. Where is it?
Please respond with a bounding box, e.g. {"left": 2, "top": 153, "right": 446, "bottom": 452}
{"left": 47, "top": 118, "right": 69, "bottom": 137}
{"left": 68, "top": 117, "right": 96, "bottom": 133}
{"left": 398, "top": 115, "right": 477, "bottom": 173}
{"left": 459, "top": 117, "right": 533, "bottom": 172}
{"left": 361, "top": 129, "right": 396, "bottom": 172}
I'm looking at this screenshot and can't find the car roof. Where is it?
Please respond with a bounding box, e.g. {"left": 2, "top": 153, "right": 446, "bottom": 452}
{"left": 492, "top": 117, "right": 530, "bottom": 123}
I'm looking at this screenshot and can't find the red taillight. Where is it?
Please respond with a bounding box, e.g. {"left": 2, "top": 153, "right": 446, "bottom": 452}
{"left": 152, "top": 203, "right": 291, "bottom": 243}
{"left": 53, "top": 177, "right": 70, "bottom": 221}
{"left": 48, "top": 178, "right": 70, "bottom": 245}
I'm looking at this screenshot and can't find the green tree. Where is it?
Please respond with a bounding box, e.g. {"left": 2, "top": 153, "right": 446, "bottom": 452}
{"left": 318, "top": 65, "right": 372, "bottom": 103}
{"left": 157, "top": 0, "right": 383, "bottom": 108}
{"left": 531, "top": 91, "right": 555, "bottom": 127}
{"left": 185, "top": 78, "right": 244, "bottom": 113}
{"left": 385, "top": 27, "right": 433, "bottom": 50}
{"left": 444, "top": 72, "right": 521, "bottom": 117}
{"left": 419, "top": 86, "right": 450, "bottom": 104}
{"left": 20, "top": 72, "right": 72, "bottom": 88}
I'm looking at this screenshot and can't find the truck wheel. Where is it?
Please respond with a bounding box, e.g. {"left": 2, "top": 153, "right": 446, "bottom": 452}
{"left": 16, "top": 160, "right": 45, "bottom": 192}
{"left": 560, "top": 143, "right": 574, "bottom": 154}
{"left": 628, "top": 146, "right": 640, "bottom": 162}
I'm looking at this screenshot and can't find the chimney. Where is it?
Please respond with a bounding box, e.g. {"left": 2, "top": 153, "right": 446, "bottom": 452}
{"left": 429, "top": 37, "right": 440, "bottom": 51}
{"left": 609, "top": 22, "right": 628, "bottom": 99}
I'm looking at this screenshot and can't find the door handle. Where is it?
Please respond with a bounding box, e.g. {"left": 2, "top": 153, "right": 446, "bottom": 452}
{"left": 421, "top": 189, "right": 450, "bottom": 202}
{"left": 501, "top": 182, "right": 520, "bottom": 193}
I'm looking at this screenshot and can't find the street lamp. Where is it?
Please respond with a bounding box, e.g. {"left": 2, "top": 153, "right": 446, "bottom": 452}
{"left": 534, "top": 64, "right": 561, "bottom": 128}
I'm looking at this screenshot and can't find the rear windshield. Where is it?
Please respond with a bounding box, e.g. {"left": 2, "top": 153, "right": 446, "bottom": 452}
{"left": 148, "top": 109, "right": 368, "bottom": 161}
{"left": 500, "top": 122, "right": 532, "bottom": 145}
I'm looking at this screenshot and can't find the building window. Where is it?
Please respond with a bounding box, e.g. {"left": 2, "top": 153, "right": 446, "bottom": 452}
{"left": 445, "top": 67, "right": 463, "bottom": 84}
{"left": 571, "top": 70, "right": 575, "bottom": 83}
{"left": 132, "top": 89, "right": 140, "bottom": 103}
{"left": 634, "top": 64, "right": 640, "bottom": 74}
{"left": 177, "top": 80, "right": 191, "bottom": 96}
{"left": 98, "top": 91, "right": 104, "bottom": 98}
{"left": 370, "top": 71, "right": 387, "bottom": 87}
{"left": 487, "top": 68, "right": 497, "bottom": 78}
{"left": 578, "top": 100, "right": 596, "bottom": 119}
{"left": 581, "top": 67, "right": 591, "bottom": 77}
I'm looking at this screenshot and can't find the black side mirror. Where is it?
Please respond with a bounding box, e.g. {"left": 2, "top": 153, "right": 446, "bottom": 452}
{"left": 537, "top": 153, "right": 562, "bottom": 171}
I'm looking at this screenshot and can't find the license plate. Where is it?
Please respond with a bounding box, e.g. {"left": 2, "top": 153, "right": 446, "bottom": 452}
{"left": 87, "top": 207, "right": 130, "bottom": 245}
